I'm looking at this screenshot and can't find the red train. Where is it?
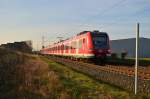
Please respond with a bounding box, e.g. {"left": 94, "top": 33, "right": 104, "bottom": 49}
{"left": 41, "top": 30, "right": 111, "bottom": 62}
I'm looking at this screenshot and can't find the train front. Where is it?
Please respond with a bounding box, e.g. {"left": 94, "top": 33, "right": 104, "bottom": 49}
{"left": 90, "top": 31, "right": 111, "bottom": 59}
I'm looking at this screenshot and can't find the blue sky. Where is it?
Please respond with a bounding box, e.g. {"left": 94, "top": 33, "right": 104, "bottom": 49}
{"left": 0, "top": 0, "right": 150, "bottom": 50}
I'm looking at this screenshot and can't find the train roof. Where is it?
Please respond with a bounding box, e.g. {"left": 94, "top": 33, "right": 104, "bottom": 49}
{"left": 43, "top": 30, "right": 108, "bottom": 49}
{"left": 92, "top": 30, "right": 107, "bottom": 34}
{"left": 77, "top": 31, "right": 90, "bottom": 36}
{"left": 77, "top": 30, "right": 107, "bottom": 36}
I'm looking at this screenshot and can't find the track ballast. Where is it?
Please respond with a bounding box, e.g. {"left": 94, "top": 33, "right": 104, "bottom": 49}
{"left": 47, "top": 56, "right": 150, "bottom": 94}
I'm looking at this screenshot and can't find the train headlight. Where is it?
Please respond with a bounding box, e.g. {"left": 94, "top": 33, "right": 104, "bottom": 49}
{"left": 88, "top": 48, "right": 94, "bottom": 52}
{"left": 108, "top": 49, "right": 111, "bottom": 53}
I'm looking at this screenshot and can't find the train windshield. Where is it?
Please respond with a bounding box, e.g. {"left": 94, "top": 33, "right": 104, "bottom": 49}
{"left": 92, "top": 35, "right": 108, "bottom": 49}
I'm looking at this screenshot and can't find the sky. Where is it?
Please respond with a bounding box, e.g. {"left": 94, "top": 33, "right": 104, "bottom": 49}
{"left": 0, "top": 0, "right": 150, "bottom": 50}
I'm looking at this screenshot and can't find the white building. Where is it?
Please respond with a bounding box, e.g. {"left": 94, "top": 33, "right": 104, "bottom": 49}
{"left": 110, "top": 37, "right": 150, "bottom": 58}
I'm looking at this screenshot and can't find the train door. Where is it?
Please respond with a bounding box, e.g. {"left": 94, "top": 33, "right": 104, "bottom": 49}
{"left": 82, "top": 38, "right": 86, "bottom": 57}
{"left": 78, "top": 39, "right": 82, "bottom": 57}
{"left": 61, "top": 44, "right": 64, "bottom": 55}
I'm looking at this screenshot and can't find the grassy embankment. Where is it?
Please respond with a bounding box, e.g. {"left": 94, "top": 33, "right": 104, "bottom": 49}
{"left": 0, "top": 48, "right": 150, "bottom": 99}
{"left": 0, "top": 48, "right": 53, "bottom": 99}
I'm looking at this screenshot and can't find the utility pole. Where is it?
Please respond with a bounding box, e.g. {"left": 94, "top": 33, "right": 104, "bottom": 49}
{"left": 135, "top": 23, "right": 139, "bottom": 95}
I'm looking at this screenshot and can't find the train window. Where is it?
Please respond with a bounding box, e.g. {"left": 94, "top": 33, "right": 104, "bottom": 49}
{"left": 75, "top": 42, "right": 77, "bottom": 49}
{"left": 78, "top": 39, "right": 82, "bottom": 49}
{"left": 64, "top": 45, "right": 66, "bottom": 50}
{"left": 93, "top": 35, "right": 108, "bottom": 49}
{"left": 66, "top": 46, "right": 68, "bottom": 50}
{"left": 71, "top": 42, "right": 73, "bottom": 49}
{"left": 70, "top": 45, "right": 72, "bottom": 49}
{"left": 58, "top": 46, "right": 60, "bottom": 50}
{"left": 60, "top": 45, "right": 62, "bottom": 50}
{"left": 65, "top": 44, "right": 69, "bottom": 50}
{"left": 62, "top": 45, "right": 64, "bottom": 50}
{"left": 67, "top": 46, "right": 69, "bottom": 50}
{"left": 68, "top": 44, "right": 71, "bottom": 49}
{"left": 71, "top": 41, "right": 77, "bottom": 49}
{"left": 83, "top": 38, "right": 85, "bottom": 44}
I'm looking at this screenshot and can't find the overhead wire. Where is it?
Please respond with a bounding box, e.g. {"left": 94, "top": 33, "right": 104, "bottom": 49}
{"left": 68, "top": 0, "right": 127, "bottom": 32}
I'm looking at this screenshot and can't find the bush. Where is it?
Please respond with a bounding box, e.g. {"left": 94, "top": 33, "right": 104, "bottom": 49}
{"left": 121, "top": 52, "right": 127, "bottom": 59}
{"left": 111, "top": 53, "right": 118, "bottom": 59}
{"left": 0, "top": 48, "right": 26, "bottom": 99}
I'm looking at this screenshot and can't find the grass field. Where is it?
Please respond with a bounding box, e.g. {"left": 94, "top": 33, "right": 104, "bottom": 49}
{"left": 0, "top": 48, "right": 150, "bottom": 99}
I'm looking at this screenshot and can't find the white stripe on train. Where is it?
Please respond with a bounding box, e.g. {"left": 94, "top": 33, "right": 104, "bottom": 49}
{"left": 46, "top": 53, "right": 95, "bottom": 58}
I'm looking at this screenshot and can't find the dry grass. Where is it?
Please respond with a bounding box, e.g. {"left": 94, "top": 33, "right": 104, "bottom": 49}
{"left": 0, "top": 49, "right": 62, "bottom": 99}
{"left": 17, "top": 56, "right": 64, "bottom": 99}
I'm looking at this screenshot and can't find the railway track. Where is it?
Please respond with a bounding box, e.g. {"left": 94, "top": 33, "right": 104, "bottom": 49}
{"left": 47, "top": 56, "right": 150, "bottom": 94}
{"left": 51, "top": 56, "right": 150, "bottom": 80}
{"left": 104, "top": 65, "right": 150, "bottom": 80}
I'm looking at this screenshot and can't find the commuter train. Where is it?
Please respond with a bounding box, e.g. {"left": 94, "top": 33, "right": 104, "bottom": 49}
{"left": 41, "top": 30, "right": 111, "bottom": 62}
